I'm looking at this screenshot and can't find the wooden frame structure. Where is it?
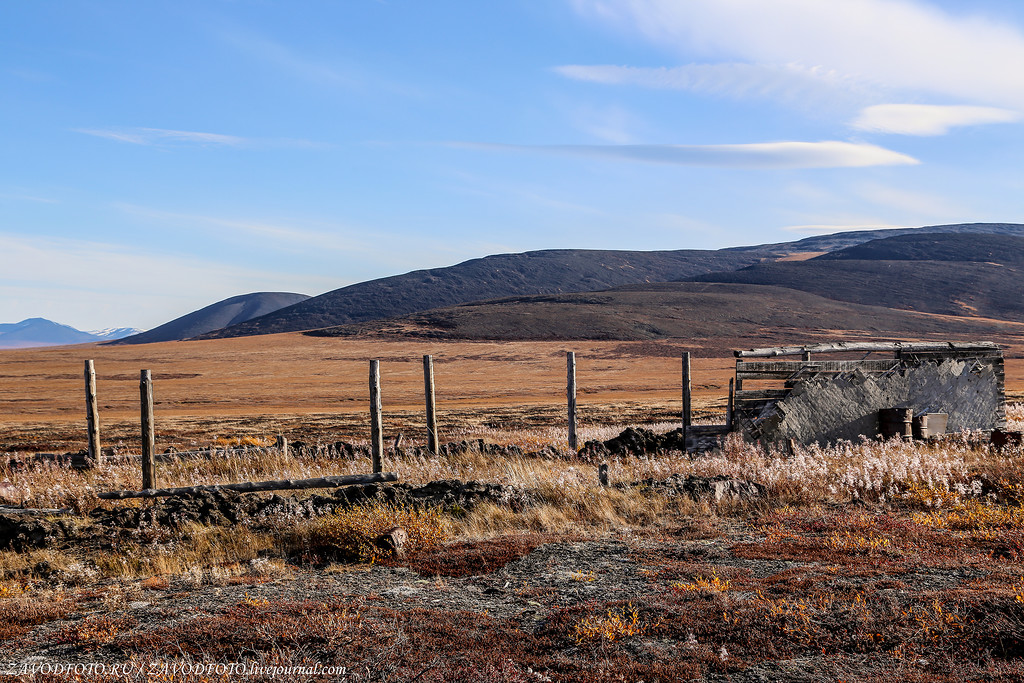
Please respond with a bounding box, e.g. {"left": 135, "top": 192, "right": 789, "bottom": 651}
{"left": 731, "top": 341, "right": 1006, "bottom": 442}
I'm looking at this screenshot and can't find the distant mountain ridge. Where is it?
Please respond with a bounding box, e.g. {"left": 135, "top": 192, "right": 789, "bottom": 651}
{"left": 90, "top": 327, "right": 145, "bottom": 341}
{"left": 115, "top": 292, "right": 310, "bottom": 344}
{"left": 0, "top": 319, "right": 140, "bottom": 349}
{"left": 197, "top": 222, "right": 1024, "bottom": 340}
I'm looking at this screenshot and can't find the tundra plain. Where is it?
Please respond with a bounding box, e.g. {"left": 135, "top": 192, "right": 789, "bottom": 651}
{"left": 2, "top": 334, "right": 1024, "bottom": 681}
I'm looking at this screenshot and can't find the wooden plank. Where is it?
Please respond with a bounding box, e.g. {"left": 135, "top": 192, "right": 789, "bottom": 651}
{"left": 734, "top": 389, "right": 790, "bottom": 401}
{"left": 369, "top": 360, "right": 383, "bottom": 474}
{"left": 735, "top": 341, "right": 1000, "bottom": 358}
{"left": 98, "top": 472, "right": 399, "bottom": 500}
{"left": 84, "top": 360, "right": 102, "bottom": 467}
{"left": 0, "top": 506, "right": 72, "bottom": 516}
{"left": 140, "top": 369, "right": 156, "bottom": 490}
{"left": 736, "top": 359, "right": 900, "bottom": 379}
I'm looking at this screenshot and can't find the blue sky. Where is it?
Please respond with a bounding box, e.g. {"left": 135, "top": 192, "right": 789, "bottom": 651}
{"left": 4, "top": 0, "right": 1024, "bottom": 330}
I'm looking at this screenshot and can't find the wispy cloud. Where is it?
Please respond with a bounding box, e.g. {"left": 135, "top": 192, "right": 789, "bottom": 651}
{"left": 855, "top": 182, "right": 968, "bottom": 218}
{"left": 220, "top": 29, "right": 362, "bottom": 88}
{"left": 570, "top": 0, "right": 1024, "bottom": 111}
{"left": 554, "top": 63, "right": 878, "bottom": 111}
{"left": 75, "top": 127, "right": 322, "bottom": 148}
{"left": 460, "top": 140, "right": 918, "bottom": 169}
{"left": 851, "top": 104, "right": 1022, "bottom": 135}
{"left": 218, "top": 27, "right": 423, "bottom": 98}
{"left": 77, "top": 127, "right": 249, "bottom": 146}
{"left": 0, "top": 191, "right": 60, "bottom": 204}
{"left": 113, "top": 204, "right": 366, "bottom": 253}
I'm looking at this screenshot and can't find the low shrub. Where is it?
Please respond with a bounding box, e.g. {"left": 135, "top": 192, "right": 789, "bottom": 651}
{"left": 294, "top": 501, "right": 447, "bottom": 563}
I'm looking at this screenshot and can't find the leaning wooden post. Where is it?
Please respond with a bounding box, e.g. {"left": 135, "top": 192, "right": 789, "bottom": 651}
{"left": 567, "top": 351, "right": 578, "bottom": 451}
{"left": 682, "top": 352, "right": 692, "bottom": 443}
{"left": 369, "top": 360, "right": 383, "bottom": 473}
{"left": 423, "top": 355, "right": 438, "bottom": 453}
{"left": 84, "top": 360, "right": 102, "bottom": 467}
{"left": 140, "top": 369, "right": 156, "bottom": 490}
{"left": 727, "top": 377, "right": 735, "bottom": 432}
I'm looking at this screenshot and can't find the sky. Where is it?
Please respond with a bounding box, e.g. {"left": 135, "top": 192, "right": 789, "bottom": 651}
{"left": 4, "top": 0, "right": 1024, "bottom": 330}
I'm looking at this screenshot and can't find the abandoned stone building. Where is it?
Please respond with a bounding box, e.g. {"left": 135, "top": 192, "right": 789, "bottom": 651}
{"left": 728, "top": 342, "right": 1006, "bottom": 446}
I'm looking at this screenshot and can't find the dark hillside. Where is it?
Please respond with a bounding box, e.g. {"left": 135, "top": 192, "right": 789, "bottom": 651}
{"left": 308, "top": 282, "right": 1024, "bottom": 345}
{"left": 198, "top": 248, "right": 773, "bottom": 339}
{"left": 757, "top": 222, "right": 1024, "bottom": 254}
{"left": 815, "top": 232, "right": 1024, "bottom": 265}
{"left": 690, "top": 260, "right": 1024, "bottom": 320}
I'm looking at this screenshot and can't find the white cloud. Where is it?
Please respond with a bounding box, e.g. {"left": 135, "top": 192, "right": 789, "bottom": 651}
{"left": 570, "top": 0, "right": 1024, "bottom": 110}
{"left": 852, "top": 104, "right": 1022, "bottom": 135}
{"left": 462, "top": 140, "right": 918, "bottom": 169}
{"left": 554, "top": 63, "right": 878, "bottom": 110}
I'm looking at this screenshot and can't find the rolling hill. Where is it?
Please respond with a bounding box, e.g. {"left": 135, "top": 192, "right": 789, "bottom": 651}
{"left": 196, "top": 223, "right": 1024, "bottom": 340}
{"left": 196, "top": 248, "right": 776, "bottom": 339}
{"left": 306, "top": 281, "right": 1024, "bottom": 345}
{"left": 115, "top": 292, "right": 310, "bottom": 344}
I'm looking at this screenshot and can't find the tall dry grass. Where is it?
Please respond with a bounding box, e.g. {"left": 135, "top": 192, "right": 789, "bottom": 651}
{"left": 1, "top": 408, "right": 1021, "bottom": 511}
{"left": 0, "top": 406, "right": 1021, "bottom": 584}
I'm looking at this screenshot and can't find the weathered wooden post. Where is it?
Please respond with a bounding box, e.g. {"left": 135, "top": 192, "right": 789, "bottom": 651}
{"left": 567, "top": 351, "right": 578, "bottom": 451}
{"left": 140, "top": 369, "right": 156, "bottom": 490}
{"left": 727, "top": 377, "right": 735, "bottom": 432}
{"left": 682, "top": 352, "right": 692, "bottom": 444}
{"left": 84, "top": 360, "right": 102, "bottom": 467}
{"left": 369, "top": 360, "right": 383, "bottom": 473}
{"left": 802, "top": 350, "right": 811, "bottom": 362}
{"left": 423, "top": 354, "right": 438, "bottom": 453}
{"left": 598, "top": 463, "right": 609, "bottom": 487}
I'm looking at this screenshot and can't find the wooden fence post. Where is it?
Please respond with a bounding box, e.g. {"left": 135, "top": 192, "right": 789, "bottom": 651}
{"left": 140, "top": 369, "right": 156, "bottom": 490}
{"left": 682, "top": 352, "right": 692, "bottom": 444}
{"left": 727, "top": 377, "right": 735, "bottom": 432}
{"left": 84, "top": 360, "right": 102, "bottom": 467}
{"left": 423, "top": 355, "right": 438, "bottom": 453}
{"left": 567, "top": 351, "right": 577, "bottom": 451}
{"left": 369, "top": 360, "right": 383, "bottom": 473}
